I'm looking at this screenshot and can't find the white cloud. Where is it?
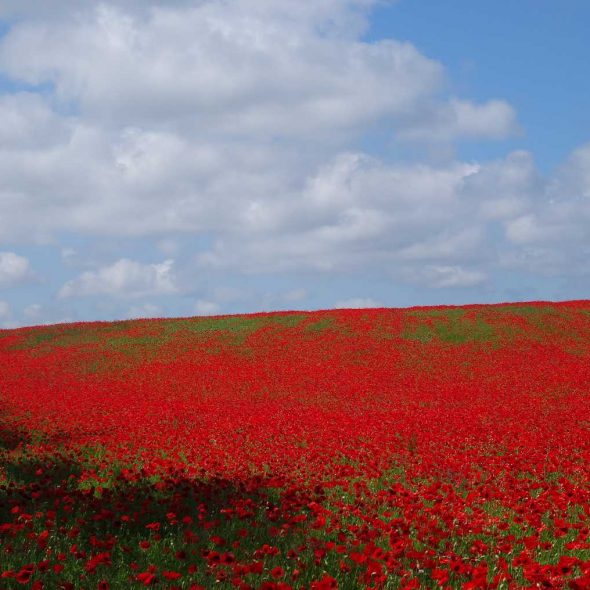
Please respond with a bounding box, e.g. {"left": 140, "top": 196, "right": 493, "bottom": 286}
{"left": 0, "top": 0, "right": 529, "bottom": 292}
{"left": 334, "top": 297, "right": 382, "bottom": 309}
{"left": 1, "top": 0, "right": 589, "bottom": 300}
{"left": 461, "top": 151, "right": 540, "bottom": 220}
{"left": 505, "top": 214, "right": 550, "bottom": 245}
{"left": 494, "top": 143, "right": 590, "bottom": 276}
{"left": 59, "top": 258, "right": 178, "bottom": 298}
{"left": 553, "top": 143, "right": 590, "bottom": 199}
{"left": 0, "top": 0, "right": 379, "bottom": 34}
{"left": 0, "top": 252, "right": 34, "bottom": 288}
{"left": 399, "top": 98, "right": 518, "bottom": 142}
{"left": 0, "top": 3, "right": 440, "bottom": 138}
{"left": 0, "top": 0, "right": 479, "bottom": 247}
{"left": 0, "top": 92, "right": 69, "bottom": 149}
{"left": 195, "top": 155, "right": 483, "bottom": 274}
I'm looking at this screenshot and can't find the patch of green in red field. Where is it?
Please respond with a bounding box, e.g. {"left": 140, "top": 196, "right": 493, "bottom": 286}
{"left": 401, "top": 308, "right": 497, "bottom": 344}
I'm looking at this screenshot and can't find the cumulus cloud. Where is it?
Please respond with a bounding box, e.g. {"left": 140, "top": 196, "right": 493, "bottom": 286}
{"left": 462, "top": 151, "right": 540, "bottom": 221}
{"left": 555, "top": 143, "right": 590, "bottom": 199}
{"left": 59, "top": 259, "right": 178, "bottom": 298}
{"left": 0, "top": 0, "right": 378, "bottom": 34}
{"left": 0, "top": 252, "right": 34, "bottom": 288}
{"left": 195, "top": 154, "right": 483, "bottom": 275}
{"left": 398, "top": 98, "right": 519, "bottom": 142}
{"left": 0, "top": 0, "right": 589, "bottom": 306}
{"left": 0, "top": 3, "right": 440, "bottom": 138}
{"left": 495, "top": 144, "right": 590, "bottom": 277}
{"left": 0, "top": 0, "right": 489, "bottom": 246}
{"left": 189, "top": 144, "right": 590, "bottom": 285}
{"left": 0, "top": 93, "right": 69, "bottom": 149}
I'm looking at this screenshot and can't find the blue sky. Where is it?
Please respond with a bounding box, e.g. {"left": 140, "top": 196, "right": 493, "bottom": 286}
{"left": 367, "top": 0, "right": 590, "bottom": 174}
{"left": 0, "top": 0, "right": 588, "bottom": 327}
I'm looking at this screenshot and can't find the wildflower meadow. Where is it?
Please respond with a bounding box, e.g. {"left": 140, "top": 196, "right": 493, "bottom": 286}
{"left": 1, "top": 301, "right": 590, "bottom": 589}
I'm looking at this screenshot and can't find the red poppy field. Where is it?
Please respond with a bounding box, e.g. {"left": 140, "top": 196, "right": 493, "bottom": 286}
{"left": 1, "top": 301, "right": 590, "bottom": 589}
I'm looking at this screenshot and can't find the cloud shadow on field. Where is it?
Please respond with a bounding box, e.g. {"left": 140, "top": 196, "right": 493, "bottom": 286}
{"left": 0, "top": 413, "right": 327, "bottom": 589}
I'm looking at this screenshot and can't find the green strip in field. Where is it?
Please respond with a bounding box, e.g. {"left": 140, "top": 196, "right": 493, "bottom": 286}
{"left": 102, "top": 334, "right": 168, "bottom": 359}
{"left": 160, "top": 313, "right": 307, "bottom": 346}
{"left": 9, "top": 313, "right": 309, "bottom": 355}
{"left": 88, "top": 313, "right": 309, "bottom": 368}
{"left": 303, "top": 316, "right": 335, "bottom": 333}
{"left": 162, "top": 313, "right": 305, "bottom": 335}
{"left": 491, "top": 304, "right": 578, "bottom": 340}
{"left": 9, "top": 321, "right": 136, "bottom": 352}
{"left": 401, "top": 308, "right": 496, "bottom": 345}
{"left": 493, "top": 304, "right": 561, "bottom": 325}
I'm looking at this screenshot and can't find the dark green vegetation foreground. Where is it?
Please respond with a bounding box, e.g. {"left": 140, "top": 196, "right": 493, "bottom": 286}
{"left": 1, "top": 301, "right": 590, "bottom": 589}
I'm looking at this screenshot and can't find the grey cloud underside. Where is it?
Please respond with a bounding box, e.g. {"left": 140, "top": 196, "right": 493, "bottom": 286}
{"left": 0, "top": 0, "right": 588, "bottom": 300}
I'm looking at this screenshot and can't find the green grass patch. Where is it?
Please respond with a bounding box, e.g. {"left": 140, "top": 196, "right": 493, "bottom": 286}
{"left": 304, "top": 317, "right": 335, "bottom": 333}
{"left": 402, "top": 309, "right": 496, "bottom": 345}
{"left": 475, "top": 306, "right": 570, "bottom": 345}
{"left": 163, "top": 313, "right": 305, "bottom": 335}
{"left": 9, "top": 321, "right": 136, "bottom": 352}
{"left": 10, "top": 326, "right": 99, "bottom": 350}
{"left": 8, "top": 314, "right": 309, "bottom": 367}
{"left": 160, "top": 313, "right": 307, "bottom": 345}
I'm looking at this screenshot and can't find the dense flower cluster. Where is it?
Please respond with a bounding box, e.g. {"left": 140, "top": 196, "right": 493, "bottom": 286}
{"left": 1, "top": 302, "right": 590, "bottom": 588}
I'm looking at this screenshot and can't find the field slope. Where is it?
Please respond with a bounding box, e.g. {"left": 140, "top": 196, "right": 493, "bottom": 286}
{"left": 1, "top": 301, "right": 590, "bottom": 589}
